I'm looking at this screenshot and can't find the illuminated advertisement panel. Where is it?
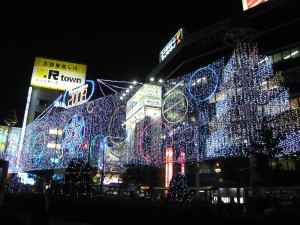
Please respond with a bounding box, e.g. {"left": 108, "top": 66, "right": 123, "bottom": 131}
{"left": 242, "top": 0, "right": 268, "bottom": 11}
{"left": 126, "top": 84, "right": 162, "bottom": 121}
{"left": 30, "top": 57, "right": 87, "bottom": 91}
{"left": 165, "top": 147, "right": 173, "bottom": 188}
{"left": 0, "top": 126, "right": 21, "bottom": 173}
{"left": 159, "top": 28, "right": 183, "bottom": 63}
{"left": 0, "top": 127, "right": 8, "bottom": 151}
{"left": 0, "top": 126, "right": 21, "bottom": 152}
{"left": 62, "top": 80, "right": 95, "bottom": 109}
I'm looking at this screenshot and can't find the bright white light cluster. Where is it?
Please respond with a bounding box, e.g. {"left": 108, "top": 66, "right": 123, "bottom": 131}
{"left": 280, "top": 130, "right": 300, "bottom": 156}
{"left": 205, "top": 43, "right": 299, "bottom": 159}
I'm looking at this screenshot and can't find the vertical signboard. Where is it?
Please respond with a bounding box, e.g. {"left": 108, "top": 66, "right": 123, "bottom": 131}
{"left": 165, "top": 147, "right": 173, "bottom": 188}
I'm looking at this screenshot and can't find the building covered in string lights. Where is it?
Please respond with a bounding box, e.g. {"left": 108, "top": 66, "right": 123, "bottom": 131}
{"left": 8, "top": 40, "right": 298, "bottom": 200}
{"left": 144, "top": 0, "right": 300, "bottom": 200}
{"left": 1, "top": 0, "right": 300, "bottom": 202}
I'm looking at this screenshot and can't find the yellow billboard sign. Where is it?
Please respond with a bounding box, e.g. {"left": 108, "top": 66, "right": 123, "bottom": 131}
{"left": 30, "top": 57, "right": 87, "bottom": 91}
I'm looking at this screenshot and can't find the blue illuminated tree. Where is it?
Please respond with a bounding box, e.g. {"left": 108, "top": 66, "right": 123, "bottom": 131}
{"left": 166, "top": 172, "right": 191, "bottom": 203}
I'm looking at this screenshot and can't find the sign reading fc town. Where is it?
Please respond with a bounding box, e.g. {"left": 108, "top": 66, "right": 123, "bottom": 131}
{"left": 30, "top": 57, "right": 87, "bottom": 91}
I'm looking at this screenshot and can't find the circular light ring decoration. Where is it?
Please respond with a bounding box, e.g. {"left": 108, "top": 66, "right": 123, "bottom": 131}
{"left": 180, "top": 125, "right": 196, "bottom": 144}
{"left": 188, "top": 66, "right": 218, "bottom": 102}
{"left": 30, "top": 123, "right": 52, "bottom": 159}
{"left": 62, "top": 114, "right": 85, "bottom": 155}
{"left": 162, "top": 91, "right": 188, "bottom": 124}
{"left": 107, "top": 106, "right": 126, "bottom": 145}
{"left": 32, "top": 132, "right": 46, "bottom": 164}
{"left": 139, "top": 121, "right": 174, "bottom": 163}
{"left": 89, "top": 134, "right": 106, "bottom": 165}
{"left": 40, "top": 123, "right": 52, "bottom": 143}
{"left": 123, "top": 126, "right": 137, "bottom": 160}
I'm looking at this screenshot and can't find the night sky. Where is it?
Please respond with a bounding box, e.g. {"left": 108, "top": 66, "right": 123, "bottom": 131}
{"left": 1, "top": 0, "right": 241, "bottom": 126}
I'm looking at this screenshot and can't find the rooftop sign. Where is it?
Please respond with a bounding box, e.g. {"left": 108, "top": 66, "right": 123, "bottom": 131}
{"left": 159, "top": 28, "right": 183, "bottom": 63}
{"left": 242, "top": 0, "right": 268, "bottom": 11}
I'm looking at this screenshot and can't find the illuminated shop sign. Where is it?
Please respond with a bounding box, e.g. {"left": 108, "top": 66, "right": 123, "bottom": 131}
{"left": 242, "top": 0, "right": 268, "bottom": 11}
{"left": 159, "top": 28, "right": 183, "bottom": 63}
{"left": 126, "top": 84, "right": 162, "bottom": 121}
{"left": 0, "top": 126, "right": 21, "bottom": 152}
{"left": 30, "top": 57, "right": 87, "bottom": 91}
{"left": 62, "top": 80, "right": 95, "bottom": 109}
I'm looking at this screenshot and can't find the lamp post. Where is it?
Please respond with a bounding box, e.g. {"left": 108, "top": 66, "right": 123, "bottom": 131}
{"left": 214, "top": 162, "right": 221, "bottom": 204}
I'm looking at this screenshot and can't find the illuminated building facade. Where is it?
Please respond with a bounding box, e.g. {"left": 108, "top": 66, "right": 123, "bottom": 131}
{"left": 15, "top": 48, "right": 299, "bottom": 168}
{"left": 0, "top": 0, "right": 299, "bottom": 202}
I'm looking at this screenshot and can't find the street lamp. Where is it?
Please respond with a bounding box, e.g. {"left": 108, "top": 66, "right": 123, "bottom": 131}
{"left": 214, "top": 162, "right": 221, "bottom": 203}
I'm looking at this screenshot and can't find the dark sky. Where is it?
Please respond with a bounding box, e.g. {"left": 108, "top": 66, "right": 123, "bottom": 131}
{"left": 0, "top": 0, "right": 241, "bottom": 126}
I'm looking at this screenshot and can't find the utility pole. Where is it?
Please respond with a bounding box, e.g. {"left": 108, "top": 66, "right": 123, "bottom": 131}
{"left": 3, "top": 109, "right": 18, "bottom": 159}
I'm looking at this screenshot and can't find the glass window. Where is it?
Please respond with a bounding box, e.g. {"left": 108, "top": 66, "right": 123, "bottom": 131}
{"left": 39, "top": 99, "right": 48, "bottom": 107}
{"left": 282, "top": 50, "right": 291, "bottom": 60}
{"left": 273, "top": 52, "right": 282, "bottom": 63}
{"left": 261, "top": 80, "right": 268, "bottom": 90}
{"left": 291, "top": 47, "right": 300, "bottom": 59}
{"left": 290, "top": 98, "right": 299, "bottom": 109}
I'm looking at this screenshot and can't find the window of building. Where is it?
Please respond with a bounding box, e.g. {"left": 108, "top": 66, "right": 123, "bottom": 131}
{"left": 261, "top": 80, "right": 268, "bottom": 90}
{"left": 209, "top": 92, "right": 217, "bottom": 103}
{"left": 282, "top": 50, "right": 291, "bottom": 60}
{"left": 272, "top": 46, "right": 300, "bottom": 63}
{"left": 291, "top": 47, "right": 300, "bottom": 59}
{"left": 272, "top": 52, "right": 282, "bottom": 63}
{"left": 39, "top": 99, "right": 48, "bottom": 107}
{"left": 290, "top": 97, "right": 299, "bottom": 109}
